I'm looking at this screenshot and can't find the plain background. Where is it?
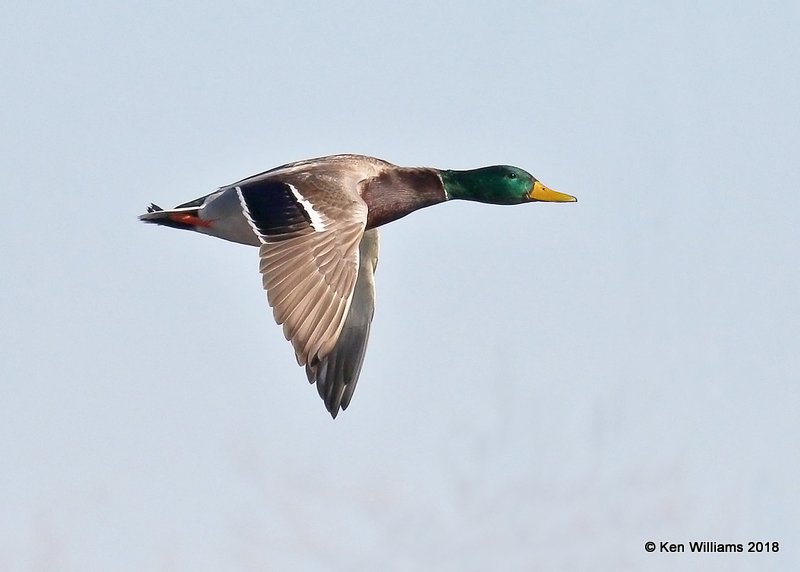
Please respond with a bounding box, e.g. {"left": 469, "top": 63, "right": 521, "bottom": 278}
{"left": 2, "top": 1, "right": 798, "bottom": 570}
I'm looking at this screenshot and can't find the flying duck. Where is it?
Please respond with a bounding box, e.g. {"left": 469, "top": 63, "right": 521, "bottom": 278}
{"left": 140, "top": 154, "right": 576, "bottom": 417}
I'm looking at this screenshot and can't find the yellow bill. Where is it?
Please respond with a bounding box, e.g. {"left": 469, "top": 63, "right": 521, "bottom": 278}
{"left": 528, "top": 181, "right": 577, "bottom": 202}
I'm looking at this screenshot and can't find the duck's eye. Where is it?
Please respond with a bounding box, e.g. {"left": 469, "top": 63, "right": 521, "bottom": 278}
{"left": 508, "top": 172, "right": 517, "bottom": 179}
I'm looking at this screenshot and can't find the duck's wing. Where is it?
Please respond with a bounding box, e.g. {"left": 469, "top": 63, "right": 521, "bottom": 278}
{"left": 234, "top": 171, "right": 368, "bottom": 369}
{"left": 306, "top": 229, "right": 379, "bottom": 417}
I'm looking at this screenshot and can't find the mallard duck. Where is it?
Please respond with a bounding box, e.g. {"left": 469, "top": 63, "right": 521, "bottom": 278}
{"left": 140, "top": 154, "right": 576, "bottom": 417}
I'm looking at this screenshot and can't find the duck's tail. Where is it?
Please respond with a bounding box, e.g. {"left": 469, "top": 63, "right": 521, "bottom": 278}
{"left": 138, "top": 203, "right": 212, "bottom": 231}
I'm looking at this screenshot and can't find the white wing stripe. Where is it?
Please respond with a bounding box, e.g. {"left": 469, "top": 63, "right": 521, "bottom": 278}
{"left": 236, "top": 186, "right": 268, "bottom": 244}
{"left": 288, "top": 183, "right": 328, "bottom": 232}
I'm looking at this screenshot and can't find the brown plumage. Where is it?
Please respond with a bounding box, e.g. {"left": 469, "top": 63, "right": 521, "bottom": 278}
{"left": 141, "top": 155, "right": 447, "bottom": 417}
{"left": 140, "top": 154, "right": 576, "bottom": 417}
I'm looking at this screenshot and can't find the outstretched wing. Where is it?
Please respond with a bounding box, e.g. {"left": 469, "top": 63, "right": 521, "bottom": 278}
{"left": 235, "top": 176, "right": 367, "bottom": 368}
{"left": 306, "top": 229, "right": 379, "bottom": 417}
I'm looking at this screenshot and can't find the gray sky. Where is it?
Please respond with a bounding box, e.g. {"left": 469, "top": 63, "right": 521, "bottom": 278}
{"left": 2, "top": 1, "right": 798, "bottom": 570}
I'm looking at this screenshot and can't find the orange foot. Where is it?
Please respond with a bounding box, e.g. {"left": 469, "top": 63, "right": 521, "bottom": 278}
{"left": 168, "top": 213, "right": 213, "bottom": 228}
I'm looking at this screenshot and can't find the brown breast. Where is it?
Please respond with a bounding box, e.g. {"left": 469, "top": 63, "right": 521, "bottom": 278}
{"left": 361, "top": 167, "right": 447, "bottom": 229}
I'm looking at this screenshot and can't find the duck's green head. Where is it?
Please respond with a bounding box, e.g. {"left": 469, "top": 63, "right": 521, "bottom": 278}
{"left": 440, "top": 166, "right": 576, "bottom": 205}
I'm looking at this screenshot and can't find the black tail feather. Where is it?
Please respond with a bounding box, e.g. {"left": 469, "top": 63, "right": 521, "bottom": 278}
{"left": 139, "top": 204, "right": 198, "bottom": 231}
